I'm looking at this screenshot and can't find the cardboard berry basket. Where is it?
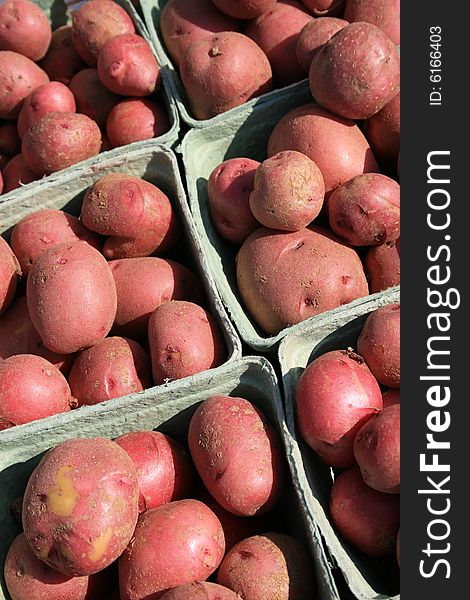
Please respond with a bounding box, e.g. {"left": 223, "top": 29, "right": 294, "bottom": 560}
{"left": 0, "top": 355, "right": 339, "bottom": 600}
{"left": 278, "top": 288, "right": 400, "bottom": 600}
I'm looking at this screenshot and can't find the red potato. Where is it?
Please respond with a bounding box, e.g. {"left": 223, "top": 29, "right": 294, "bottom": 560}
{"left": 0, "top": 0, "right": 51, "bottom": 61}
{"left": 212, "top": 0, "right": 278, "bottom": 19}
{"left": 296, "top": 17, "right": 348, "bottom": 73}
{"left": 69, "top": 69, "right": 120, "bottom": 130}
{"left": 39, "top": 26, "right": 86, "bottom": 86}
{"left": 0, "top": 235, "right": 20, "bottom": 316}
{"left": 4, "top": 533, "right": 89, "bottom": 600}
{"left": 0, "top": 121, "right": 21, "bottom": 156}
{"left": 208, "top": 157, "right": 260, "bottom": 245}
{"left": 268, "top": 103, "right": 379, "bottom": 194}
{"left": 365, "top": 91, "right": 400, "bottom": 170}
{"left": 364, "top": 240, "right": 400, "bottom": 293}
{"left": 309, "top": 22, "right": 400, "bottom": 120}
{"left": 110, "top": 257, "right": 204, "bottom": 341}
{"left": 115, "top": 430, "right": 195, "bottom": 512}
{"left": 249, "top": 150, "right": 325, "bottom": 231}
{"left": 0, "top": 354, "right": 74, "bottom": 430}
{"left": 27, "top": 241, "right": 117, "bottom": 354}
{"left": 160, "top": 582, "right": 241, "bottom": 599}
{"left": 81, "top": 174, "right": 179, "bottom": 259}
{"left": 296, "top": 349, "right": 383, "bottom": 467}
{"left": 0, "top": 51, "right": 49, "bottom": 120}
{"left": 357, "top": 303, "right": 400, "bottom": 388}
{"left": 119, "top": 499, "right": 225, "bottom": 600}
{"left": 244, "top": 0, "right": 312, "bottom": 87}
{"left": 106, "top": 98, "right": 170, "bottom": 148}
{"left": 1, "top": 153, "right": 38, "bottom": 192}
{"left": 236, "top": 226, "right": 369, "bottom": 335}
{"left": 72, "top": 0, "right": 136, "bottom": 67}
{"left": 344, "top": 0, "right": 400, "bottom": 45}
{"left": 382, "top": 388, "right": 400, "bottom": 408}
{"left": 23, "top": 437, "right": 139, "bottom": 576}
{"left": 354, "top": 403, "right": 400, "bottom": 493}
{"left": 329, "top": 467, "right": 400, "bottom": 556}
{"left": 302, "top": 0, "right": 345, "bottom": 15}
{"left": 180, "top": 32, "right": 273, "bottom": 120}
{"left": 148, "top": 300, "right": 226, "bottom": 384}
{"left": 97, "top": 34, "right": 161, "bottom": 97}
{"left": 188, "top": 396, "right": 284, "bottom": 516}
{"left": 217, "top": 533, "right": 315, "bottom": 600}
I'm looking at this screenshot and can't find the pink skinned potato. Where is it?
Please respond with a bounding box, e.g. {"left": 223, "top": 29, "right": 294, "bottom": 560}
{"left": 39, "top": 26, "right": 86, "bottom": 86}
{"left": 296, "top": 17, "right": 348, "bottom": 73}
{"left": 268, "top": 103, "right": 379, "bottom": 194}
{"left": 344, "top": 0, "right": 400, "bottom": 45}
{"left": 329, "top": 466, "right": 400, "bottom": 556}
{"left": 0, "top": 0, "right": 51, "bottom": 61}
{"left": 72, "top": 0, "right": 136, "bottom": 67}
{"left": 148, "top": 300, "right": 226, "bottom": 384}
{"left": 68, "top": 336, "right": 153, "bottom": 407}
{"left": 309, "top": 22, "right": 400, "bottom": 120}
{"left": 296, "top": 348, "right": 383, "bottom": 467}
{"left": 217, "top": 533, "right": 315, "bottom": 600}
{"left": 301, "top": 0, "right": 345, "bottom": 15}
{"left": 118, "top": 499, "right": 225, "bottom": 600}
{"left": 0, "top": 51, "right": 49, "bottom": 120}
{"left": 106, "top": 98, "right": 170, "bottom": 148}
{"left": 357, "top": 303, "right": 400, "bottom": 388}
{"left": 1, "top": 153, "right": 38, "bottom": 192}
{"left": 4, "top": 533, "right": 89, "bottom": 600}
{"left": 69, "top": 69, "right": 120, "bottom": 130}
{"left": 160, "top": 0, "right": 239, "bottom": 67}
{"left": 160, "top": 582, "right": 241, "bottom": 599}
{"left": 188, "top": 395, "right": 285, "bottom": 517}
{"left": 0, "top": 354, "right": 74, "bottom": 430}
{"left": 244, "top": 0, "right": 312, "bottom": 87}
{"left": 382, "top": 388, "right": 400, "bottom": 408}
{"left": 212, "top": 0, "right": 278, "bottom": 19}
{"left": 364, "top": 239, "right": 400, "bottom": 292}
{"left": 81, "top": 174, "right": 180, "bottom": 259}
{"left": 0, "top": 235, "right": 21, "bottom": 315}
{"left": 180, "top": 32, "right": 273, "bottom": 120}
{"left": 115, "top": 430, "right": 195, "bottom": 512}
{"left": 22, "top": 437, "right": 139, "bottom": 576}
{"left": 27, "top": 241, "right": 117, "bottom": 354}
{"left": 365, "top": 91, "right": 400, "bottom": 170}
{"left": 110, "top": 257, "right": 204, "bottom": 341}
{"left": 207, "top": 157, "right": 260, "bottom": 245}
{"left": 0, "top": 121, "right": 21, "bottom": 156}
{"left": 236, "top": 226, "right": 369, "bottom": 335}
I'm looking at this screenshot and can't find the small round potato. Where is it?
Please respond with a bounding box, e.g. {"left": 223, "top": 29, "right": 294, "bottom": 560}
{"left": 212, "top": 0, "right": 278, "bottom": 19}
{"left": 296, "top": 17, "right": 348, "bottom": 73}
{"left": 365, "top": 91, "right": 400, "bottom": 170}
{"left": 364, "top": 240, "right": 400, "bottom": 293}
{"left": 39, "top": 26, "right": 86, "bottom": 86}
{"left": 106, "top": 98, "right": 170, "bottom": 148}
{"left": 344, "top": 0, "right": 400, "bottom": 45}
{"left": 69, "top": 69, "right": 120, "bottom": 130}
{"left": 0, "top": 0, "right": 52, "bottom": 61}
{"left": 0, "top": 235, "right": 20, "bottom": 315}
{"left": 1, "top": 153, "right": 38, "bottom": 192}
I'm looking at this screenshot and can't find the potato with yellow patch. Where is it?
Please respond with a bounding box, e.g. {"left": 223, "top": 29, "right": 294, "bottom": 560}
{"left": 22, "top": 437, "right": 139, "bottom": 576}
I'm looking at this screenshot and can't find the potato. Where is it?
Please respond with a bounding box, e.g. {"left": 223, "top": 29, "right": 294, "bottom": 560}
{"left": 23, "top": 437, "right": 139, "bottom": 576}
{"left": 296, "top": 17, "right": 348, "bottom": 72}
{"left": 213, "top": 0, "right": 278, "bottom": 19}
{"left": 364, "top": 239, "right": 400, "bottom": 292}
{"left": 0, "top": 51, "right": 49, "bottom": 120}
{"left": 110, "top": 257, "right": 204, "bottom": 340}
{"left": 309, "top": 22, "right": 400, "bottom": 120}
{"left": 160, "top": 582, "right": 241, "bottom": 600}
{"left": 98, "top": 34, "right": 161, "bottom": 96}
{"left": 188, "top": 395, "right": 284, "bottom": 516}
{"left": 0, "top": 121, "right": 21, "bottom": 156}
{"left": 27, "top": 241, "right": 117, "bottom": 354}
{"left": 354, "top": 403, "right": 400, "bottom": 493}
{"left": 0, "top": 235, "right": 20, "bottom": 315}
{"left": 69, "top": 69, "right": 120, "bottom": 129}
{"left": 382, "top": 388, "right": 400, "bottom": 408}
{"left": 236, "top": 226, "right": 369, "bottom": 335}
{"left": 329, "top": 467, "right": 400, "bottom": 556}
{"left": 0, "top": 0, "right": 51, "bottom": 61}
{"left": 365, "top": 91, "right": 400, "bottom": 170}
{"left": 217, "top": 533, "right": 315, "bottom": 600}
{"left": 148, "top": 300, "right": 226, "bottom": 384}
{"left": 0, "top": 169, "right": 3, "bottom": 193}
{"left": 208, "top": 157, "right": 260, "bottom": 245}
{"left": 249, "top": 150, "right": 324, "bottom": 231}
{"left": 1, "top": 153, "right": 38, "bottom": 192}
{"left": 118, "top": 499, "right": 225, "bottom": 600}
{"left": 244, "top": 0, "right": 312, "bottom": 87}
{"left": 22, "top": 112, "right": 102, "bottom": 176}
{"left": 115, "top": 430, "right": 195, "bottom": 512}
{"left": 357, "top": 303, "right": 400, "bottom": 387}
{"left": 4, "top": 533, "right": 89, "bottom": 600}
{"left": 180, "top": 32, "right": 273, "bottom": 120}
{"left": 72, "top": 0, "right": 136, "bottom": 67}
{"left": 39, "top": 26, "right": 86, "bottom": 86}
{"left": 268, "top": 103, "right": 379, "bottom": 194}
{"left": 344, "top": 0, "right": 400, "bottom": 45}
{"left": 106, "top": 98, "right": 170, "bottom": 148}
{"left": 301, "top": 0, "right": 345, "bottom": 15}
{"left": 81, "top": 174, "right": 179, "bottom": 259}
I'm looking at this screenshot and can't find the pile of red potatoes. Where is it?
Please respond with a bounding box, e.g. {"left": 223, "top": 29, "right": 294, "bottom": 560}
{"left": 0, "top": 0, "right": 170, "bottom": 195}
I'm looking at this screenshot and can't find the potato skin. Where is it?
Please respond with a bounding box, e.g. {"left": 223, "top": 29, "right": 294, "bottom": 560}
{"left": 27, "top": 241, "right": 117, "bottom": 354}
{"left": 39, "top": 26, "right": 86, "bottom": 86}
{"left": 180, "top": 32, "right": 273, "bottom": 120}
{"left": 344, "top": 0, "right": 400, "bottom": 45}
{"left": 118, "top": 499, "right": 225, "bottom": 600}
{"left": 0, "top": 0, "right": 52, "bottom": 61}
{"left": 160, "top": 582, "right": 241, "bottom": 600}
{"left": 188, "top": 395, "right": 284, "bottom": 516}
{"left": 382, "top": 388, "right": 400, "bottom": 408}
{"left": 365, "top": 91, "right": 400, "bottom": 170}
{"left": 236, "top": 226, "right": 369, "bottom": 335}
{"left": 213, "top": 0, "right": 278, "bottom": 19}
{"left": 23, "top": 437, "right": 139, "bottom": 576}
{"left": 268, "top": 103, "right": 379, "bottom": 194}
{"left": 296, "top": 16, "right": 348, "bottom": 73}
{"left": 1, "top": 153, "right": 38, "bottom": 192}
{"left": 364, "top": 240, "right": 400, "bottom": 293}
{"left": 217, "top": 533, "right": 315, "bottom": 600}
{"left": 106, "top": 98, "right": 170, "bottom": 148}
{"left": 302, "top": 0, "right": 344, "bottom": 14}
{"left": 69, "top": 69, "right": 120, "bottom": 130}
{"left": 0, "top": 235, "right": 20, "bottom": 315}
{"left": 4, "top": 533, "right": 89, "bottom": 600}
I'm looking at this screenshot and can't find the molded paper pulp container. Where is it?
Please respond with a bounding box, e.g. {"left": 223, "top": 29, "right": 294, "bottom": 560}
{"left": 279, "top": 289, "right": 400, "bottom": 600}
{"left": 140, "top": 0, "right": 310, "bottom": 129}
{"left": 0, "top": 0, "right": 180, "bottom": 202}
{"left": 0, "top": 356, "right": 338, "bottom": 600}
